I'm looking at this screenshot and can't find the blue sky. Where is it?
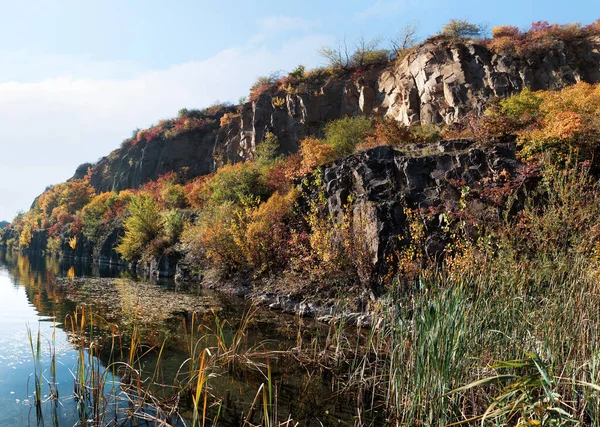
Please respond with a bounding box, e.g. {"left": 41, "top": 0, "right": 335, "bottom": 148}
{"left": 0, "top": 0, "right": 598, "bottom": 220}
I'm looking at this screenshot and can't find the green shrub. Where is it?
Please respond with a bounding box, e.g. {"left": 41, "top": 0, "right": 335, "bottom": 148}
{"left": 324, "top": 116, "right": 373, "bottom": 157}
{"left": 498, "top": 88, "right": 542, "bottom": 120}
{"left": 254, "top": 132, "right": 280, "bottom": 168}
{"left": 161, "top": 209, "right": 184, "bottom": 244}
{"left": 288, "top": 65, "right": 305, "bottom": 80}
{"left": 206, "top": 163, "right": 271, "bottom": 206}
{"left": 160, "top": 183, "right": 188, "bottom": 209}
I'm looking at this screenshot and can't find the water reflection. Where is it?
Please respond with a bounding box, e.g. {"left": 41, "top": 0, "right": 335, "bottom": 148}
{"left": 0, "top": 251, "right": 378, "bottom": 426}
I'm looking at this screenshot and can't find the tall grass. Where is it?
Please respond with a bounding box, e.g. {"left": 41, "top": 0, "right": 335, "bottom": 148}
{"left": 332, "top": 253, "right": 600, "bottom": 426}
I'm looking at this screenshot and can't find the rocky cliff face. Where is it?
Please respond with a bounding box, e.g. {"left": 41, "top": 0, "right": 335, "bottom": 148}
{"left": 82, "top": 127, "right": 220, "bottom": 193}
{"left": 79, "top": 38, "right": 600, "bottom": 193}
{"left": 378, "top": 38, "right": 600, "bottom": 124}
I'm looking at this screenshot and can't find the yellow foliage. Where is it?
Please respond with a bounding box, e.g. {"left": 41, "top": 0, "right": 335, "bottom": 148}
{"left": 242, "top": 189, "right": 297, "bottom": 272}
{"left": 219, "top": 112, "right": 240, "bottom": 127}
{"left": 272, "top": 96, "right": 286, "bottom": 108}
{"left": 181, "top": 203, "right": 247, "bottom": 274}
{"left": 19, "top": 224, "right": 32, "bottom": 249}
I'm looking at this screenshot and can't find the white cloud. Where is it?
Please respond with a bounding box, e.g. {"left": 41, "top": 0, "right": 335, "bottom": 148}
{"left": 0, "top": 32, "right": 334, "bottom": 221}
{"left": 0, "top": 52, "right": 143, "bottom": 82}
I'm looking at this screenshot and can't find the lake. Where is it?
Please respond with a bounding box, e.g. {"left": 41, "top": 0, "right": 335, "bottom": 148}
{"left": 0, "top": 251, "right": 381, "bottom": 426}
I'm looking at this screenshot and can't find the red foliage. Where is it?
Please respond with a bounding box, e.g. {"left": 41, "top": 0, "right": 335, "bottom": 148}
{"left": 48, "top": 223, "right": 61, "bottom": 237}
{"left": 249, "top": 84, "right": 274, "bottom": 101}
{"left": 166, "top": 116, "right": 206, "bottom": 138}
{"left": 141, "top": 172, "right": 178, "bottom": 200}
{"left": 585, "top": 19, "right": 600, "bottom": 35}
{"left": 71, "top": 216, "right": 84, "bottom": 235}
{"left": 489, "top": 20, "right": 594, "bottom": 56}
{"left": 359, "top": 117, "right": 415, "bottom": 149}
{"left": 530, "top": 20, "right": 551, "bottom": 33}
{"left": 264, "top": 154, "right": 302, "bottom": 193}
{"left": 145, "top": 127, "right": 161, "bottom": 142}
{"left": 350, "top": 69, "right": 366, "bottom": 81}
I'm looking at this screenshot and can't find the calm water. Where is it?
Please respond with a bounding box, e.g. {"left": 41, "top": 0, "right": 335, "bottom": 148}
{"left": 0, "top": 251, "right": 378, "bottom": 426}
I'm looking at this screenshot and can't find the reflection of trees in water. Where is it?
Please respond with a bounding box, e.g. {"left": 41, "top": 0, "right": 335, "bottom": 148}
{"left": 0, "top": 250, "right": 375, "bottom": 426}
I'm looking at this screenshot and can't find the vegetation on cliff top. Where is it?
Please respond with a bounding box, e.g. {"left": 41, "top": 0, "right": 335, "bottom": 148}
{"left": 247, "top": 18, "right": 600, "bottom": 101}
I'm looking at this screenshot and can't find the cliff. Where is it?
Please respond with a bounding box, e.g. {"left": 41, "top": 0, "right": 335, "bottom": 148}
{"left": 5, "top": 30, "right": 600, "bottom": 286}
{"left": 78, "top": 37, "right": 600, "bottom": 193}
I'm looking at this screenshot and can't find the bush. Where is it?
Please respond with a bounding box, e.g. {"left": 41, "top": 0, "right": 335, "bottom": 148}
{"left": 299, "top": 137, "right": 336, "bottom": 173}
{"left": 161, "top": 209, "right": 184, "bottom": 244}
{"left": 319, "top": 36, "right": 389, "bottom": 70}
{"left": 206, "top": 162, "right": 271, "bottom": 206}
{"left": 184, "top": 176, "right": 210, "bottom": 209}
{"left": 181, "top": 202, "right": 247, "bottom": 275}
{"left": 241, "top": 189, "right": 298, "bottom": 273}
{"left": 498, "top": 88, "right": 542, "bottom": 120}
{"left": 586, "top": 18, "right": 600, "bottom": 35}
{"left": 513, "top": 83, "right": 600, "bottom": 164}
{"left": 81, "top": 190, "right": 133, "bottom": 243}
{"left": 160, "top": 183, "right": 188, "bottom": 209}
{"left": 323, "top": 116, "right": 373, "bottom": 157}
{"left": 264, "top": 154, "right": 302, "bottom": 193}
{"left": 359, "top": 117, "right": 416, "bottom": 150}
{"left": 249, "top": 72, "right": 280, "bottom": 100}
{"left": 488, "top": 21, "right": 597, "bottom": 56}
{"left": 458, "top": 83, "right": 600, "bottom": 167}
{"left": 288, "top": 65, "right": 305, "bottom": 80}
{"left": 219, "top": 112, "right": 241, "bottom": 127}
{"left": 116, "top": 194, "right": 164, "bottom": 261}
{"left": 254, "top": 132, "right": 280, "bottom": 168}
{"left": 81, "top": 192, "right": 113, "bottom": 242}
{"left": 491, "top": 25, "right": 520, "bottom": 38}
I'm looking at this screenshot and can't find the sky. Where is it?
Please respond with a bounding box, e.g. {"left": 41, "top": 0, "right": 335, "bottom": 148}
{"left": 0, "top": 0, "right": 598, "bottom": 221}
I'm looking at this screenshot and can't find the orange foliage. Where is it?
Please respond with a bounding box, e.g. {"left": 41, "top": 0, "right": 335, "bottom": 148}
{"left": 184, "top": 176, "right": 210, "bottom": 209}
{"left": 242, "top": 190, "right": 298, "bottom": 272}
{"left": 299, "top": 137, "right": 335, "bottom": 173}
{"left": 491, "top": 25, "right": 520, "bottom": 38}
{"left": 219, "top": 112, "right": 241, "bottom": 127}
{"left": 358, "top": 117, "right": 415, "bottom": 150}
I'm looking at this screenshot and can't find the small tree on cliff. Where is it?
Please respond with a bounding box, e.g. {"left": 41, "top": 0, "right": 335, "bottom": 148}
{"left": 441, "top": 19, "right": 483, "bottom": 39}
{"left": 391, "top": 21, "right": 419, "bottom": 58}
{"left": 319, "top": 36, "right": 388, "bottom": 70}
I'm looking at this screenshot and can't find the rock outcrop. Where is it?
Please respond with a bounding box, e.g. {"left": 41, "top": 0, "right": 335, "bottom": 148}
{"left": 318, "top": 140, "right": 521, "bottom": 278}
{"left": 79, "top": 38, "right": 600, "bottom": 193}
